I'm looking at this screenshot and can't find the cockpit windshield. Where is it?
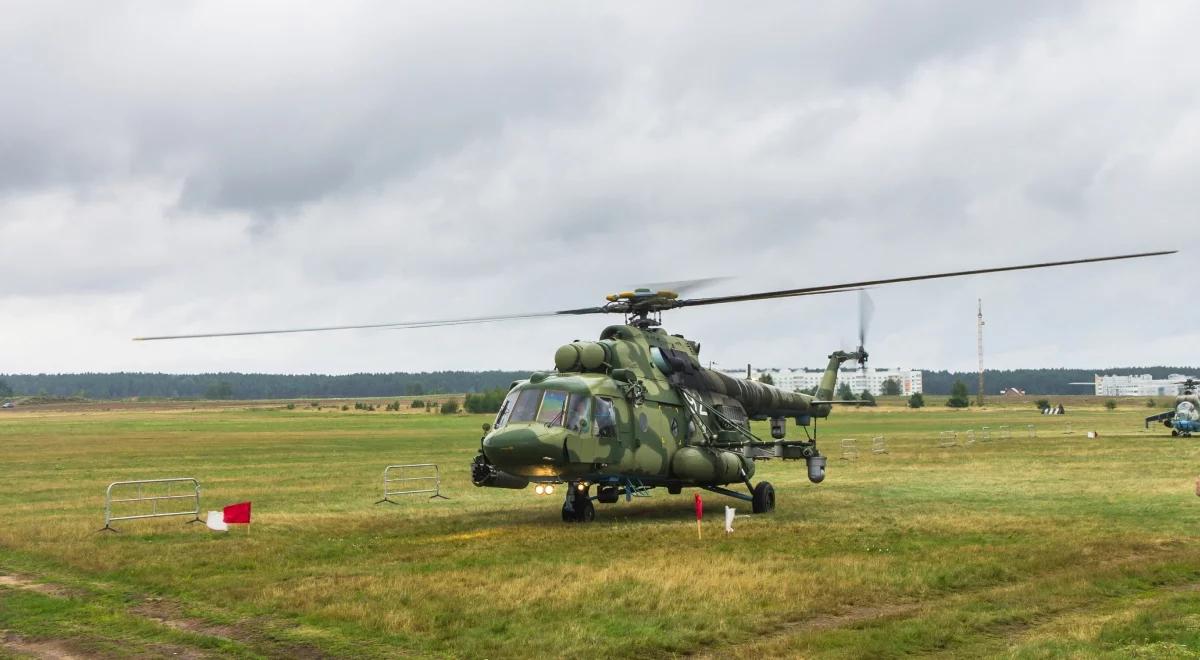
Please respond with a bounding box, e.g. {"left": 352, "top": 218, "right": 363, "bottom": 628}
{"left": 537, "top": 390, "right": 568, "bottom": 425}
{"left": 1176, "top": 400, "right": 1199, "bottom": 422}
{"left": 502, "top": 388, "right": 604, "bottom": 433}
{"left": 509, "top": 389, "right": 542, "bottom": 423}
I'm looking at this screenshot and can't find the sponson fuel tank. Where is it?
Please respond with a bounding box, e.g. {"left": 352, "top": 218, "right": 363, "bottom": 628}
{"left": 671, "top": 446, "right": 754, "bottom": 482}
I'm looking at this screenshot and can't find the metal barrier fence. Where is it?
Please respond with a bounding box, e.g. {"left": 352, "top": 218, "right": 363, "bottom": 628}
{"left": 980, "top": 426, "right": 991, "bottom": 442}
{"left": 839, "top": 438, "right": 859, "bottom": 460}
{"left": 376, "top": 464, "right": 449, "bottom": 503}
{"left": 1026, "top": 424, "right": 1037, "bottom": 439}
{"left": 999, "top": 425, "right": 1012, "bottom": 440}
{"left": 871, "top": 436, "right": 888, "bottom": 454}
{"left": 938, "top": 431, "right": 958, "bottom": 448}
{"left": 100, "top": 478, "right": 202, "bottom": 532}
{"left": 964, "top": 429, "right": 976, "bottom": 446}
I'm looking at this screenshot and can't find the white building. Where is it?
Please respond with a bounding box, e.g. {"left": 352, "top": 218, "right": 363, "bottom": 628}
{"left": 1089, "top": 374, "right": 1192, "bottom": 397}
{"left": 725, "top": 366, "right": 923, "bottom": 396}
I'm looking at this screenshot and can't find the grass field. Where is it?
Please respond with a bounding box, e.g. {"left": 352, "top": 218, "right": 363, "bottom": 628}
{"left": 2, "top": 396, "right": 1200, "bottom": 658}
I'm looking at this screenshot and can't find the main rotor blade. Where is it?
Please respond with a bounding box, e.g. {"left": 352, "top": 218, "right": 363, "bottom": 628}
{"left": 132, "top": 308, "right": 605, "bottom": 341}
{"left": 677, "top": 251, "right": 1175, "bottom": 308}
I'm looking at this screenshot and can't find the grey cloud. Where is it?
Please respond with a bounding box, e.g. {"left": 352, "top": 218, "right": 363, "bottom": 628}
{"left": 0, "top": 1, "right": 1194, "bottom": 373}
{"left": 3, "top": 3, "right": 613, "bottom": 214}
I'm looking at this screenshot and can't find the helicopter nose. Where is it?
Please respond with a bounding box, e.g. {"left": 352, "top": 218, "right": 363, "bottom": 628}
{"left": 482, "top": 428, "right": 563, "bottom": 473}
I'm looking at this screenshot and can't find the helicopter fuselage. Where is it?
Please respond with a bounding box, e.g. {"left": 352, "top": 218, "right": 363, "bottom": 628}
{"left": 1147, "top": 390, "right": 1200, "bottom": 437}
{"left": 472, "top": 324, "right": 853, "bottom": 511}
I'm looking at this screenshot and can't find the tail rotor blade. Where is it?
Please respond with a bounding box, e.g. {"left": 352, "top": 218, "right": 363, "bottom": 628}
{"left": 858, "top": 290, "right": 874, "bottom": 348}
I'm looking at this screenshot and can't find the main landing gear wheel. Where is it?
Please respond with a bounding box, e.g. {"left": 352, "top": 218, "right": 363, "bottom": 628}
{"left": 752, "top": 481, "right": 775, "bottom": 514}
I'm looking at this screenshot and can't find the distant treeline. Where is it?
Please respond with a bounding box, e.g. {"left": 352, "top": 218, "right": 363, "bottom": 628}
{"left": 0, "top": 371, "right": 531, "bottom": 400}
{"left": 1, "top": 366, "right": 1197, "bottom": 400}
{"left": 921, "top": 367, "right": 1199, "bottom": 395}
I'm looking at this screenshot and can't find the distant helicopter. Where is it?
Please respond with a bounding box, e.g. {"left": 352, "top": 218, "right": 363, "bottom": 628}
{"left": 137, "top": 251, "right": 1173, "bottom": 522}
{"left": 1145, "top": 378, "right": 1200, "bottom": 437}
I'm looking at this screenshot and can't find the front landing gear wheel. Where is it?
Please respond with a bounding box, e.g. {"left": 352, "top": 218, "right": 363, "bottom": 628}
{"left": 752, "top": 481, "right": 775, "bottom": 514}
{"left": 576, "top": 498, "right": 595, "bottom": 522}
{"left": 561, "top": 485, "right": 596, "bottom": 522}
{"left": 561, "top": 498, "right": 595, "bottom": 522}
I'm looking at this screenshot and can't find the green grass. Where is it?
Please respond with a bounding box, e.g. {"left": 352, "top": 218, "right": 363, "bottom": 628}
{"left": 2, "top": 399, "right": 1200, "bottom": 658}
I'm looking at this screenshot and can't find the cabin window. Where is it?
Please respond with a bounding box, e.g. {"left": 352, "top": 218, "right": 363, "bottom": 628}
{"left": 594, "top": 397, "right": 618, "bottom": 438}
{"left": 565, "top": 394, "right": 591, "bottom": 433}
{"left": 537, "top": 390, "right": 569, "bottom": 425}
{"left": 493, "top": 390, "right": 519, "bottom": 429}
{"left": 509, "top": 389, "right": 542, "bottom": 423}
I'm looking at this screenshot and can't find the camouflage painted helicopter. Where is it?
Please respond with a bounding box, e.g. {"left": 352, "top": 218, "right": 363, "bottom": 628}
{"left": 1145, "top": 378, "right": 1200, "bottom": 437}
{"left": 137, "top": 251, "right": 1173, "bottom": 522}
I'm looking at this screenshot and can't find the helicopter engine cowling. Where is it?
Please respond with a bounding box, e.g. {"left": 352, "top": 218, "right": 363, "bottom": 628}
{"left": 554, "top": 341, "right": 610, "bottom": 372}
{"left": 671, "top": 446, "right": 752, "bottom": 483}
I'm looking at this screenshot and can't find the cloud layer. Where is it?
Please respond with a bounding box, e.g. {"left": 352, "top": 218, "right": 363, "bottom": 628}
{"left": 1, "top": 1, "right": 1194, "bottom": 374}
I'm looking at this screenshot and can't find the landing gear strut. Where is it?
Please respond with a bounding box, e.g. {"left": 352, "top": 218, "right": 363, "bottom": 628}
{"left": 561, "top": 482, "right": 595, "bottom": 523}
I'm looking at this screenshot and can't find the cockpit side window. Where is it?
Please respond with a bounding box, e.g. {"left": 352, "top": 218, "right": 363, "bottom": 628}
{"left": 537, "top": 390, "right": 568, "bottom": 425}
{"left": 509, "top": 389, "right": 542, "bottom": 423}
{"left": 565, "top": 394, "right": 591, "bottom": 433}
{"left": 493, "top": 390, "right": 519, "bottom": 429}
{"left": 594, "top": 396, "right": 618, "bottom": 438}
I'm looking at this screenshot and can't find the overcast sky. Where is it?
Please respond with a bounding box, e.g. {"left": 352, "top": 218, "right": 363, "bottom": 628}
{"left": 0, "top": 1, "right": 1195, "bottom": 375}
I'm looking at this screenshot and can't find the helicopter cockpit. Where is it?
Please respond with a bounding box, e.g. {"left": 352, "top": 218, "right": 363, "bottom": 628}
{"left": 1175, "top": 400, "right": 1199, "bottom": 422}
{"left": 492, "top": 386, "right": 614, "bottom": 436}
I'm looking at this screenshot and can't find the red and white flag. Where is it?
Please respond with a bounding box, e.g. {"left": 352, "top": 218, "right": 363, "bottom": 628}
{"left": 205, "top": 511, "right": 227, "bottom": 531}
{"left": 223, "top": 501, "right": 252, "bottom": 525}
{"left": 206, "top": 501, "right": 252, "bottom": 532}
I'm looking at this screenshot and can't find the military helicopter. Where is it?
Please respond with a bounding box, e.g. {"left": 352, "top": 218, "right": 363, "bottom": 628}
{"left": 1145, "top": 378, "right": 1200, "bottom": 437}
{"left": 137, "top": 251, "right": 1173, "bottom": 522}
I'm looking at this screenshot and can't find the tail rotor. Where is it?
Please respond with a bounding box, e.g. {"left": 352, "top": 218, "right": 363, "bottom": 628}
{"left": 856, "top": 290, "right": 873, "bottom": 372}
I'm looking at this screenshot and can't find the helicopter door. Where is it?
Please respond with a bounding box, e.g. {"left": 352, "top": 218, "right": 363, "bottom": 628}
{"left": 563, "top": 394, "right": 599, "bottom": 464}
{"left": 593, "top": 396, "right": 630, "bottom": 467}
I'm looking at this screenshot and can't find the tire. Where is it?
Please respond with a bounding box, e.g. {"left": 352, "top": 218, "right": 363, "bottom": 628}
{"left": 577, "top": 499, "right": 595, "bottom": 522}
{"left": 752, "top": 481, "right": 775, "bottom": 514}
{"left": 562, "top": 497, "right": 595, "bottom": 522}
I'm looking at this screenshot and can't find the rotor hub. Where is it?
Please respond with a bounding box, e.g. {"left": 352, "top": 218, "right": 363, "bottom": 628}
{"left": 602, "top": 288, "right": 680, "bottom": 326}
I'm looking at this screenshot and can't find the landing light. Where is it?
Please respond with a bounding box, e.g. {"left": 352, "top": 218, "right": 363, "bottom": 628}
{"left": 535, "top": 484, "right": 545, "bottom": 495}
{"left": 545, "top": 485, "right": 555, "bottom": 495}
